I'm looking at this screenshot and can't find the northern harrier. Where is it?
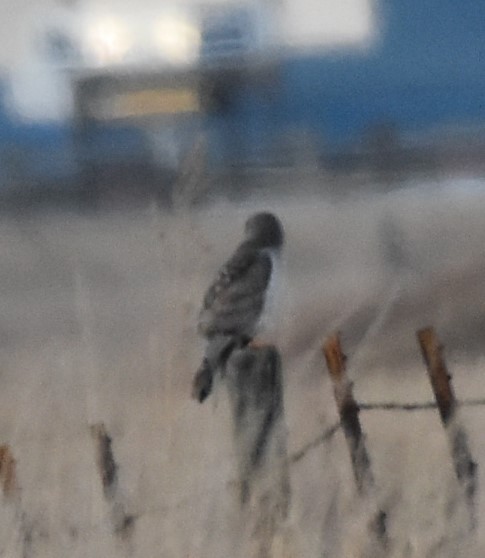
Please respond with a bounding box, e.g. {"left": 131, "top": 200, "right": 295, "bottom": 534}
{"left": 192, "top": 212, "right": 284, "bottom": 403}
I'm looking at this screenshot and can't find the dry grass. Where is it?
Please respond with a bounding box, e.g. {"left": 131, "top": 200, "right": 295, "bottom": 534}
{"left": 0, "top": 175, "right": 485, "bottom": 555}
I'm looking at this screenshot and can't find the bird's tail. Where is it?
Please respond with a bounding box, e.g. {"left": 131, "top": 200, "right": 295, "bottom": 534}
{"left": 192, "top": 335, "right": 249, "bottom": 403}
{"left": 192, "top": 357, "right": 214, "bottom": 403}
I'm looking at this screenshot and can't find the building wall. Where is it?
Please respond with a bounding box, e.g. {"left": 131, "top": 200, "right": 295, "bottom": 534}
{"left": 0, "top": 0, "right": 484, "bottom": 180}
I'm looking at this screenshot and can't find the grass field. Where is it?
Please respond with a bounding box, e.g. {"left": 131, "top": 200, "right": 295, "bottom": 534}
{"left": 1, "top": 175, "right": 485, "bottom": 556}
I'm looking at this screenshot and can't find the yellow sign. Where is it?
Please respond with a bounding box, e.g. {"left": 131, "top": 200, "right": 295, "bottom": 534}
{"left": 111, "top": 88, "right": 199, "bottom": 118}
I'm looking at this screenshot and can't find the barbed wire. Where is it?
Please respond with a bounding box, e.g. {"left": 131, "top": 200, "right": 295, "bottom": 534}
{"left": 289, "top": 422, "right": 340, "bottom": 464}
{"left": 289, "top": 396, "right": 485, "bottom": 465}
{"left": 4, "top": 395, "right": 482, "bottom": 540}
{"left": 359, "top": 398, "right": 485, "bottom": 411}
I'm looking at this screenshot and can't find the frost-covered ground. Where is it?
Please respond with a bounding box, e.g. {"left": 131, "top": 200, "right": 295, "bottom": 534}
{"left": 1, "top": 175, "right": 485, "bottom": 556}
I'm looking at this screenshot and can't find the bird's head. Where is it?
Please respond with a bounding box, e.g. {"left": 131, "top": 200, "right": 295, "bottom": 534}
{"left": 244, "top": 212, "right": 284, "bottom": 249}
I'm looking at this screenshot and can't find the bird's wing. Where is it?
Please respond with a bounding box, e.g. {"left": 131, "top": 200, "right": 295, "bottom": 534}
{"left": 198, "top": 244, "right": 273, "bottom": 337}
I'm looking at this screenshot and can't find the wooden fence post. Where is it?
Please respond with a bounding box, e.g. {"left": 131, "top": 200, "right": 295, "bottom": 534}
{"left": 323, "top": 333, "right": 387, "bottom": 546}
{"left": 90, "top": 423, "right": 135, "bottom": 540}
{"left": 417, "top": 326, "right": 477, "bottom": 530}
{"left": 0, "top": 444, "right": 38, "bottom": 558}
{"left": 0, "top": 445, "right": 18, "bottom": 499}
{"left": 226, "top": 345, "right": 291, "bottom": 558}
{"left": 323, "top": 333, "right": 374, "bottom": 495}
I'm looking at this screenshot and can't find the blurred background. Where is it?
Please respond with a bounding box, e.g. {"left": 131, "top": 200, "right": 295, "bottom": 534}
{"left": 2, "top": 4, "right": 485, "bottom": 556}
{"left": 0, "top": 0, "right": 484, "bottom": 204}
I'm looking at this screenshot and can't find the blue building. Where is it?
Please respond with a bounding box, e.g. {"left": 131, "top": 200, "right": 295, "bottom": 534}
{"left": 212, "top": 0, "right": 485, "bottom": 163}
{"left": 0, "top": 1, "right": 484, "bottom": 192}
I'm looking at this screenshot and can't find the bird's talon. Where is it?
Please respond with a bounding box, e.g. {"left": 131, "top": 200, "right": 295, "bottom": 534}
{"left": 248, "top": 338, "right": 270, "bottom": 349}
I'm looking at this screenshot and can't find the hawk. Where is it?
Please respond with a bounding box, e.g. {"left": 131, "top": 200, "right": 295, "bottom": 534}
{"left": 192, "top": 211, "right": 284, "bottom": 403}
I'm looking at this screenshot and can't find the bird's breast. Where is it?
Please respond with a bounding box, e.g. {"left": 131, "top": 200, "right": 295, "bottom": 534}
{"left": 257, "top": 249, "right": 282, "bottom": 335}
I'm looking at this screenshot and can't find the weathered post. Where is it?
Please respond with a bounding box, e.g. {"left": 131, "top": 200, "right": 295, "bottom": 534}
{"left": 323, "top": 333, "right": 374, "bottom": 495}
{"left": 0, "top": 445, "right": 18, "bottom": 499}
{"left": 323, "top": 333, "right": 387, "bottom": 546}
{"left": 90, "top": 423, "right": 135, "bottom": 540}
{"left": 417, "top": 326, "right": 477, "bottom": 530}
{"left": 226, "top": 345, "right": 291, "bottom": 558}
{"left": 0, "top": 444, "right": 35, "bottom": 558}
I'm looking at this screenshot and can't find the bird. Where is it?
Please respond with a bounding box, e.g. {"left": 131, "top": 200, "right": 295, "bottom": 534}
{"left": 192, "top": 211, "right": 285, "bottom": 403}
